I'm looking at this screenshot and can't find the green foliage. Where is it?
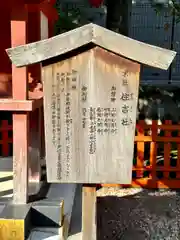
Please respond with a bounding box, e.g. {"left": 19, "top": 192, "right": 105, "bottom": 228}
{"left": 151, "top": 0, "right": 180, "bottom": 22}
{"left": 54, "top": 0, "right": 180, "bottom": 35}
{"left": 54, "top": 1, "right": 89, "bottom": 35}
{"left": 54, "top": 4, "right": 80, "bottom": 34}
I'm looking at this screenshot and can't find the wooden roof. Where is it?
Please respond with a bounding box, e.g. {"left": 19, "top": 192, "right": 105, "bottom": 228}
{"left": 6, "top": 23, "right": 176, "bottom": 70}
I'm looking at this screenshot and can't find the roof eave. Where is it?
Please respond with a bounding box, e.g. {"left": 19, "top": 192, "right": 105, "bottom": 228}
{"left": 6, "top": 23, "right": 94, "bottom": 67}
{"left": 93, "top": 24, "right": 176, "bottom": 70}
{"left": 6, "top": 23, "right": 176, "bottom": 70}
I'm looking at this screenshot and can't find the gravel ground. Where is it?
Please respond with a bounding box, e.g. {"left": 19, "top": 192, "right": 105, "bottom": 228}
{"left": 97, "top": 188, "right": 180, "bottom": 240}
{"left": 69, "top": 186, "right": 180, "bottom": 240}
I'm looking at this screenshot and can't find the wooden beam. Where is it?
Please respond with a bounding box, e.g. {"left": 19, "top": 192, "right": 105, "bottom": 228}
{"left": 82, "top": 185, "right": 97, "bottom": 240}
{"left": 11, "top": 4, "right": 29, "bottom": 204}
{"left": 6, "top": 23, "right": 176, "bottom": 70}
{"left": 0, "top": 98, "right": 43, "bottom": 111}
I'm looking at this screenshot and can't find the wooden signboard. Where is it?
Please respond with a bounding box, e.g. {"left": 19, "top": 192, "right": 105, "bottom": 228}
{"left": 6, "top": 23, "right": 176, "bottom": 185}
{"left": 42, "top": 47, "right": 140, "bottom": 183}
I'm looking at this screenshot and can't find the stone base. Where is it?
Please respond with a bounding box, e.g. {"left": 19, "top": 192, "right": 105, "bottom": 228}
{"left": 0, "top": 204, "right": 31, "bottom": 240}
{"left": 0, "top": 183, "right": 77, "bottom": 240}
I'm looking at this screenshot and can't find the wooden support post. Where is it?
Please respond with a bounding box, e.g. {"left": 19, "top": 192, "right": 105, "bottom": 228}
{"left": 28, "top": 10, "right": 41, "bottom": 186}
{"left": 82, "top": 185, "right": 97, "bottom": 240}
{"left": 11, "top": 5, "right": 29, "bottom": 204}
{"left": 29, "top": 109, "right": 41, "bottom": 184}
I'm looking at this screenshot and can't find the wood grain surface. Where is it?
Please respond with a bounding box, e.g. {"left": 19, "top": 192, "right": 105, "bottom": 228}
{"left": 43, "top": 47, "right": 140, "bottom": 184}
{"left": 6, "top": 23, "right": 176, "bottom": 70}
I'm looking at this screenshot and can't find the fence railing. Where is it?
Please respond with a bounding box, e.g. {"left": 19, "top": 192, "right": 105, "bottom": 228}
{"left": 1, "top": 117, "right": 180, "bottom": 188}
{"left": 102, "top": 120, "right": 180, "bottom": 188}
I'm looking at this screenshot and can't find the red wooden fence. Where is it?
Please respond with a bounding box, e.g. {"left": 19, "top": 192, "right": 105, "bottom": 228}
{"left": 102, "top": 120, "right": 180, "bottom": 188}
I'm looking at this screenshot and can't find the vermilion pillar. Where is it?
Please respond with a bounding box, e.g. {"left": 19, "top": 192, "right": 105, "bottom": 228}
{"left": 9, "top": 0, "right": 58, "bottom": 204}
{"left": 11, "top": 4, "right": 29, "bottom": 204}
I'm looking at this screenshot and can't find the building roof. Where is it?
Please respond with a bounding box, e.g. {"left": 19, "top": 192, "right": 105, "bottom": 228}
{"left": 6, "top": 23, "right": 176, "bottom": 70}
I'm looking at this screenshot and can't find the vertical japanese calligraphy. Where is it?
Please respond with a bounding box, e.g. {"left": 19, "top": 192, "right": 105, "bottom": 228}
{"left": 110, "top": 108, "right": 117, "bottom": 133}
{"left": 56, "top": 72, "right": 62, "bottom": 179}
{"left": 120, "top": 70, "right": 133, "bottom": 126}
{"left": 81, "top": 85, "right": 88, "bottom": 102}
{"left": 122, "top": 70, "right": 129, "bottom": 86}
{"left": 89, "top": 107, "right": 96, "bottom": 154}
{"left": 96, "top": 107, "right": 103, "bottom": 135}
{"left": 51, "top": 72, "right": 56, "bottom": 145}
{"left": 60, "top": 72, "right": 65, "bottom": 91}
{"left": 71, "top": 70, "right": 78, "bottom": 89}
{"left": 65, "top": 91, "right": 72, "bottom": 177}
{"left": 104, "top": 108, "right": 111, "bottom": 134}
{"left": 51, "top": 70, "right": 77, "bottom": 179}
{"left": 82, "top": 108, "right": 87, "bottom": 129}
{"left": 82, "top": 107, "right": 118, "bottom": 137}
{"left": 110, "top": 85, "right": 116, "bottom": 102}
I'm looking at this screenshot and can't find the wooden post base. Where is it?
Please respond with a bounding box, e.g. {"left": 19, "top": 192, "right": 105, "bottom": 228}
{"left": 82, "top": 184, "right": 97, "bottom": 240}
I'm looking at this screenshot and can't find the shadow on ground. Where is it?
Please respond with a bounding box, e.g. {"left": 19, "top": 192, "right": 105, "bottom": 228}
{"left": 68, "top": 184, "right": 82, "bottom": 237}
{"left": 69, "top": 186, "right": 180, "bottom": 240}
{"left": 97, "top": 189, "right": 180, "bottom": 240}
